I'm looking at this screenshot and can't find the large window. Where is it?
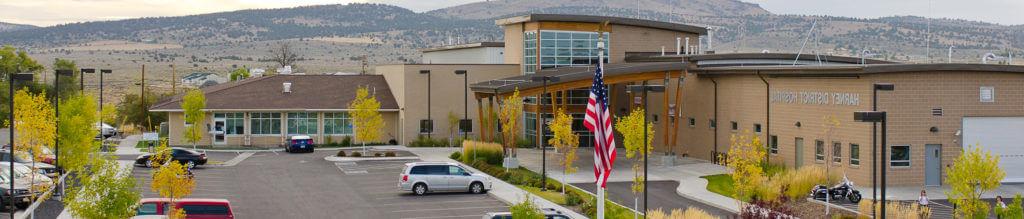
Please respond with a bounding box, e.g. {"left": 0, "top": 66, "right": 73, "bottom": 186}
{"left": 815, "top": 140, "right": 825, "bottom": 161}
{"left": 523, "top": 30, "right": 609, "bottom": 74}
{"left": 832, "top": 142, "right": 842, "bottom": 164}
{"left": 250, "top": 113, "right": 281, "bottom": 135}
{"left": 215, "top": 113, "right": 245, "bottom": 135}
{"left": 324, "top": 112, "right": 353, "bottom": 135}
{"left": 850, "top": 144, "right": 860, "bottom": 166}
{"left": 891, "top": 145, "right": 911, "bottom": 167}
{"left": 287, "top": 112, "right": 318, "bottom": 135}
{"left": 769, "top": 135, "right": 778, "bottom": 155}
{"left": 524, "top": 112, "right": 537, "bottom": 146}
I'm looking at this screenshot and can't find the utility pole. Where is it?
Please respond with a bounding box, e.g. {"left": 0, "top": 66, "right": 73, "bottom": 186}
{"left": 141, "top": 64, "right": 147, "bottom": 131}
{"left": 171, "top": 64, "right": 177, "bottom": 95}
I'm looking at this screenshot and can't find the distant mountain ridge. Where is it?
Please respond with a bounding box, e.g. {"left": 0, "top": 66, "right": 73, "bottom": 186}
{"left": 426, "top": 0, "right": 768, "bottom": 19}
{"left": 0, "top": 22, "right": 36, "bottom": 32}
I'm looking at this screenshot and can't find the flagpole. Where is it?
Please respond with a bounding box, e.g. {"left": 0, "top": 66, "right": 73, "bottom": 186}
{"left": 597, "top": 32, "right": 606, "bottom": 219}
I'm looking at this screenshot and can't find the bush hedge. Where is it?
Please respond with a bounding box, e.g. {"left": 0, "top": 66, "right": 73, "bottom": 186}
{"left": 449, "top": 151, "right": 462, "bottom": 160}
{"left": 336, "top": 150, "right": 347, "bottom": 157}
{"left": 384, "top": 151, "right": 396, "bottom": 157}
{"left": 408, "top": 135, "right": 451, "bottom": 147}
{"left": 350, "top": 152, "right": 362, "bottom": 157}
{"left": 462, "top": 140, "right": 503, "bottom": 165}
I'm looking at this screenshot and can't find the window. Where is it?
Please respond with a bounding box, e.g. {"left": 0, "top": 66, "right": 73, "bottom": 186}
{"left": 688, "top": 117, "right": 695, "bottom": 127}
{"left": 731, "top": 121, "right": 738, "bottom": 131}
{"left": 215, "top": 113, "right": 244, "bottom": 135}
{"left": 137, "top": 203, "right": 158, "bottom": 215}
{"left": 815, "top": 140, "right": 825, "bottom": 161}
{"left": 524, "top": 30, "right": 609, "bottom": 74}
{"left": 754, "top": 124, "right": 762, "bottom": 133}
{"left": 832, "top": 142, "right": 842, "bottom": 163}
{"left": 427, "top": 165, "right": 448, "bottom": 175}
{"left": 850, "top": 144, "right": 860, "bottom": 166}
{"left": 181, "top": 205, "right": 230, "bottom": 215}
{"left": 709, "top": 119, "right": 716, "bottom": 129}
{"left": 250, "top": 113, "right": 281, "bottom": 135}
{"left": 891, "top": 145, "right": 911, "bottom": 167}
{"left": 287, "top": 112, "right": 317, "bottom": 135}
{"left": 448, "top": 166, "right": 467, "bottom": 176}
{"left": 769, "top": 135, "right": 778, "bottom": 154}
{"left": 410, "top": 166, "right": 428, "bottom": 175}
{"left": 524, "top": 112, "right": 537, "bottom": 145}
{"left": 324, "top": 112, "right": 353, "bottom": 135}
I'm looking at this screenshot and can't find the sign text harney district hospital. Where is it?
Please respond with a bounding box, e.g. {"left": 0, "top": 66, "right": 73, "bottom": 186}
{"left": 770, "top": 91, "right": 860, "bottom": 106}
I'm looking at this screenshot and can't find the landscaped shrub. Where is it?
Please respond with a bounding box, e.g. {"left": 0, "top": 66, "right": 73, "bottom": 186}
{"left": 648, "top": 207, "right": 718, "bottom": 219}
{"left": 374, "top": 152, "right": 383, "bottom": 157}
{"left": 341, "top": 136, "right": 352, "bottom": 146}
{"left": 350, "top": 151, "right": 362, "bottom": 157}
{"left": 384, "top": 151, "right": 396, "bottom": 157}
{"left": 449, "top": 152, "right": 462, "bottom": 160}
{"left": 857, "top": 200, "right": 931, "bottom": 219}
{"left": 461, "top": 140, "right": 503, "bottom": 165}
{"left": 510, "top": 195, "right": 544, "bottom": 219}
{"left": 336, "top": 150, "right": 346, "bottom": 157}
{"left": 409, "top": 135, "right": 448, "bottom": 147}
{"left": 515, "top": 137, "right": 534, "bottom": 148}
{"left": 565, "top": 190, "right": 583, "bottom": 206}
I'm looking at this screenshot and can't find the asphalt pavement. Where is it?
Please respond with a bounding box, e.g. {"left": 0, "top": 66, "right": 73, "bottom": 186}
{"left": 573, "top": 181, "right": 734, "bottom": 217}
{"left": 132, "top": 150, "right": 508, "bottom": 219}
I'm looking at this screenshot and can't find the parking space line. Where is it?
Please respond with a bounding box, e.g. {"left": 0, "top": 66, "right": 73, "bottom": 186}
{"left": 390, "top": 206, "right": 507, "bottom": 213}
{"left": 400, "top": 215, "right": 484, "bottom": 219}
{"left": 378, "top": 199, "right": 504, "bottom": 206}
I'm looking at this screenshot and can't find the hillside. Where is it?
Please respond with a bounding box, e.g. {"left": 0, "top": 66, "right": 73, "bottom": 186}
{"left": 0, "top": 22, "right": 36, "bottom": 32}
{"left": 426, "top": 0, "right": 769, "bottom": 19}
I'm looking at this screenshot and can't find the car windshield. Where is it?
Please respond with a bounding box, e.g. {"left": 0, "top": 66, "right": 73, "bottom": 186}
{"left": 1, "top": 152, "right": 31, "bottom": 163}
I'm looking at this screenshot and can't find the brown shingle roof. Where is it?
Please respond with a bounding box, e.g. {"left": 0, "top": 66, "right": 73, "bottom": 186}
{"left": 151, "top": 74, "right": 398, "bottom": 111}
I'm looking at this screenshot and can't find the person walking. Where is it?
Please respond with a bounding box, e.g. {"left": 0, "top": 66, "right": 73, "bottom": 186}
{"left": 918, "top": 190, "right": 930, "bottom": 207}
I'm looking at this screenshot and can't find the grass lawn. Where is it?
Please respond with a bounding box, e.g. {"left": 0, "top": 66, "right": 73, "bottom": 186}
{"left": 516, "top": 185, "right": 567, "bottom": 205}
{"left": 701, "top": 174, "right": 735, "bottom": 198}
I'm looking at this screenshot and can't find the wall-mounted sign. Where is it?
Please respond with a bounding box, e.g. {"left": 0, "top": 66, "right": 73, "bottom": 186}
{"left": 771, "top": 91, "right": 860, "bottom": 106}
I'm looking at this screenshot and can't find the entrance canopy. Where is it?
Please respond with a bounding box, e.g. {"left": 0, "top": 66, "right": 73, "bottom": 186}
{"left": 470, "top": 62, "right": 686, "bottom": 98}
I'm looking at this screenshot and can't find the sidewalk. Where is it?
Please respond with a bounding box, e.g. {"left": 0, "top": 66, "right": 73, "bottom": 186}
{"left": 405, "top": 147, "right": 588, "bottom": 219}
{"left": 113, "top": 135, "right": 143, "bottom": 155}
{"left": 515, "top": 148, "right": 741, "bottom": 213}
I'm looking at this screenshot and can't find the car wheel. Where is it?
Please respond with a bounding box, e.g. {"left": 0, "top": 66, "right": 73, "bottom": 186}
{"left": 413, "top": 183, "right": 428, "bottom": 196}
{"left": 186, "top": 161, "right": 196, "bottom": 169}
{"left": 470, "top": 182, "right": 485, "bottom": 194}
{"left": 145, "top": 159, "right": 154, "bottom": 168}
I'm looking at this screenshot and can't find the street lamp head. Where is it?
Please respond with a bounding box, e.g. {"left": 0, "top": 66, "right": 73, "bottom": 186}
{"left": 874, "top": 83, "right": 895, "bottom": 91}
{"left": 419, "top": 70, "right": 430, "bottom": 74}
{"left": 853, "top": 111, "right": 887, "bottom": 122}
{"left": 11, "top": 73, "right": 33, "bottom": 81}
{"left": 454, "top": 70, "right": 467, "bottom": 75}
{"left": 80, "top": 68, "right": 96, "bottom": 74}
{"left": 100, "top": 69, "right": 112, "bottom": 74}
{"left": 55, "top": 69, "right": 74, "bottom": 76}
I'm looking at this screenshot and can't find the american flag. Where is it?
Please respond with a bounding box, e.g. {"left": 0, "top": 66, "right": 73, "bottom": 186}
{"left": 583, "top": 61, "right": 617, "bottom": 188}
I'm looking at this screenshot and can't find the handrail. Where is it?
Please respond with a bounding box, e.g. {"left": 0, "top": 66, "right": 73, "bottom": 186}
{"left": 18, "top": 172, "right": 68, "bottom": 219}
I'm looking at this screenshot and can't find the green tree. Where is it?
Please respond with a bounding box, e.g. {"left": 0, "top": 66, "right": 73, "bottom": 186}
{"left": 100, "top": 103, "right": 117, "bottom": 125}
{"left": 614, "top": 107, "right": 654, "bottom": 212}
{"left": 447, "top": 111, "right": 459, "bottom": 146}
{"left": 547, "top": 107, "right": 578, "bottom": 194}
{"left": 349, "top": 86, "right": 384, "bottom": 152}
{"left": 510, "top": 195, "right": 544, "bottom": 219}
{"left": 229, "top": 68, "right": 250, "bottom": 81}
{"left": 65, "top": 156, "right": 140, "bottom": 219}
{"left": 52, "top": 58, "right": 80, "bottom": 99}
{"left": 57, "top": 94, "right": 99, "bottom": 172}
{"left": 946, "top": 145, "right": 1005, "bottom": 218}
{"left": 499, "top": 89, "right": 523, "bottom": 158}
{"left": 116, "top": 91, "right": 168, "bottom": 130}
{"left": 182, "top": 90, "right": 206, "bottom": 150}
{"left": 0, "top": 45, "right": 44, "bottom": 123}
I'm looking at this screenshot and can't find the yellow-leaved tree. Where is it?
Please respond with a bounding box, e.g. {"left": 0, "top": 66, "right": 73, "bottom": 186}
{"left": 151, "top": 158, "right": 195, "bottom": 219}
{"left": 349, "top": 86, "right": 384, "bottom": 153}
{"left": 181, "top": 90, "right": 206, "bottom": 150}
{"left": 100, "top": 103, "right": 117, "bottom": 125}
{"left": 499, "top": 89, "right": 523, "bottom": 159}
{"left": 724, "top": 131, "right": 766, "bottom": 202}
{"left": 57, "top": 94, "right": 99, "bottom": 172}
{"left": 448, "top": 111, "right": 459, "bottom": 146}
{"left": 946, "top": 144, "right": 1005, "bottom": 218}
{"left": 547, "top": 107, "right": 579, "bottom": 194}
{"left": 614, "top": 107, "right": 654, "bottom": 214}
{"left": 13, "top": 89, "right": 56, "bottom": 198}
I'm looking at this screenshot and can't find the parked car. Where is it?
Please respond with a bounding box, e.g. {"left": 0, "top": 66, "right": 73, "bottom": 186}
{"left": 0, "top": 150, "right": 58, "bottom": 178}
{"left": 0, "top": 162, "right": 53, "bottom": 187}
{"left": 95, "top": 122, "right": 117, "bottom": 139}
{"left": 483, "top": 208, "right": 571, "bottom": 219}
{"left": 135, "top": 198, "right": 234, "bottom": 219}
{"left": 0, "top": 169, "right": 36, "bottom": 209}
{"left": 285, "top": 135, "right": 314, "bottom": 153}
{"left": 135, "top": 148, "right": 208, "bottom": 169}
{"left": 399, "top": 162, "right": 491, "bottom": 195}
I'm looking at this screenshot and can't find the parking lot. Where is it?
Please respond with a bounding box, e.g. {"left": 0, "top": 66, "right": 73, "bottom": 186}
{"left": 131, "top": 150, "right": 508, "bottom": 218}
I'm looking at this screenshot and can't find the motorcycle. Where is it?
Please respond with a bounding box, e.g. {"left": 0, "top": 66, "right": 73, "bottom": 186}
{"left": 811, "top": 176, "right": 862, "bottom": 203}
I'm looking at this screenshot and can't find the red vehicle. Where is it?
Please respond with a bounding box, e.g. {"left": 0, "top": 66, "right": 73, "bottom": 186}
{"left": 135, "top": 198, "right": 234, "bottom": 219}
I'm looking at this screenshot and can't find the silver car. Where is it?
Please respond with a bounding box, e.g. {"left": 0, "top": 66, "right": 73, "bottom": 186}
{"left": 399, "top": 162, "right": 492, "bottom": 195}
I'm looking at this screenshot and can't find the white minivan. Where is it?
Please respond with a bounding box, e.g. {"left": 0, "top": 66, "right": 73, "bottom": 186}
{"left": 399, "top": 162, "right": 492, "bottom": 195}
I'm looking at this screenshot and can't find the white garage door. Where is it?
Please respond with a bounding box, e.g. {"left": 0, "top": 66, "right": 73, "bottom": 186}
{"left": 963, "top": 117, "right": 1024, "bottom": 183}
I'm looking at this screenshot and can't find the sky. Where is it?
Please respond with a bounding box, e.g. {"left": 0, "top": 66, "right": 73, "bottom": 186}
{"left": 1, "top": 0, "right": 1021, "bottom": 27}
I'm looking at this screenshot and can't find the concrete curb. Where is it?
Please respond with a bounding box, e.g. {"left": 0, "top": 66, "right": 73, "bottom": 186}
{"left": 674, "top": 177, "right": 742, "bottom": 214}
{"left": 323, "top": 156, "right": 419, "bottom": 162}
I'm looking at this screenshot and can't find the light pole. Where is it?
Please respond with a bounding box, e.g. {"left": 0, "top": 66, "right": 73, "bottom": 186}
{"left": 419, "top": 70, "right": 433, "bottom": 137}
{"left": 871, "top": 83, "right": 893, "bottom": 212}
{"left": 454, "top": 70, "right": 469, "bottom": 140}
{"left": 627, "top": 82, "right": 665, "bottom": 218}
{"left": 54, "top": 69, "right": 74, "bottom": 197}
{"left": 531, "top": 75, "right": 560, "bottom": 192}
{"left": 855, "top": 110, "right": 888, "bottom": 217}
{"left": 8, "top": 72, "right": 33, "bottom": 217}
